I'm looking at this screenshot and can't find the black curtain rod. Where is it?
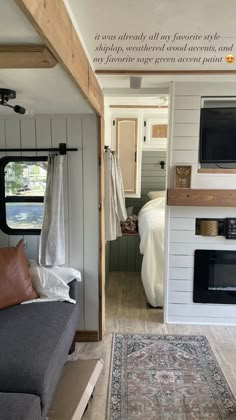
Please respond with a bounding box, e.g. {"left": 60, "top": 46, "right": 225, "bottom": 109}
{"left": 0, "top": 143, "right": 77, "bottom": 155}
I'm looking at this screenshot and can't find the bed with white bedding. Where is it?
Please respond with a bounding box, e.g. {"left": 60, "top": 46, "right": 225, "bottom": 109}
{"left": 138, "top": 196, "right": 165, "bottom": 307}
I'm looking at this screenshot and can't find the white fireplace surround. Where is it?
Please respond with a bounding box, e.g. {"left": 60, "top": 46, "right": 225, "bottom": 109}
{"left": 165, "top": 81, "right": 236, "bottom": 326}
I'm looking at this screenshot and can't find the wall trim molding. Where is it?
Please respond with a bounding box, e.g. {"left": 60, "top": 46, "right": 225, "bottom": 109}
{"left": 75, "top": 331, "right": 99, "bottom": 342}
{"left": 96, "top": 70, "right": 236, "bottom": 75}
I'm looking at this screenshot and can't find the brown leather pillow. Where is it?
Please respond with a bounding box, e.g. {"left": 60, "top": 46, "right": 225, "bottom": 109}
{"left": 0, "top": 239, "right": 38, "bottom": 309}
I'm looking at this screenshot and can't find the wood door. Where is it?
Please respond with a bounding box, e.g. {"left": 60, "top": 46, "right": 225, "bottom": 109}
{"left": 116, "top": 118, "right": 138, "bottom": 194}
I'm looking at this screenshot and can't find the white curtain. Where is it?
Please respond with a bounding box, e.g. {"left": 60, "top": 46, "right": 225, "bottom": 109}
{"left": 39, "top": 153, "right": 65, "bottom": 266}
{"left": 105, "top": 151, "right": 127, "bottom": 241}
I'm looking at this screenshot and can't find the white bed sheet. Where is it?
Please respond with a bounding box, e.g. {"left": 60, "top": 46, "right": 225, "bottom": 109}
{"left": 138, "top": 197, "right": 165, "bottom": 307}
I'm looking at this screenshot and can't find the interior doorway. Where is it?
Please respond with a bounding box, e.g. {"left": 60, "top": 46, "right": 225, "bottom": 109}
{"left": 102, "top": 91, "right": 170, "bottom": 335}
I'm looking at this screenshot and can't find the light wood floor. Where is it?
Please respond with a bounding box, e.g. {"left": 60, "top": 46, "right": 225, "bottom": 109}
{"left": 73, "top": 272, "right": 236, "bottom": 420}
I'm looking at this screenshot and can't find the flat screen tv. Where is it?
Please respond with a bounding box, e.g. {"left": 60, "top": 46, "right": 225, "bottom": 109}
{"left": 200, "top": 107, "right": 236, "bottom": 163}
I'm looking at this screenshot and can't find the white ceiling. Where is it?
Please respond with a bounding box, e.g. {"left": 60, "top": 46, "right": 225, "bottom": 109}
{"left": 66, "top": 0, "right": 236, "bottom": 88}
{"left": 0, "top": 0, "right": 41, "bottom": 44}
{"left": 1, "top": 0, "right": 236, "bottom": 112}
{"left": 0, "top": 0, "right": 93, "bottom": 115}
{"left": 0, "top": 67, "right": 94, "bottom": 115}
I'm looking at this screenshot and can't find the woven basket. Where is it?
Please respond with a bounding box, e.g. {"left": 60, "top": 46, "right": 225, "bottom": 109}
{"left": 200, "top": 220, "right": 218, "bottom": 236}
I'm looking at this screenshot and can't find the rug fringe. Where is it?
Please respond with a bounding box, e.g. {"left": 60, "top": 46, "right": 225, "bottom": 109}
{"left": 105, "top": 333, "right": 116, "bottom": 420}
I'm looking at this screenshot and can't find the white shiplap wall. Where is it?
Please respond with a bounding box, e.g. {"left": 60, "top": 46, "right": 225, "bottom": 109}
{"left": 0, "top": 114, "right": 99, "bottom": 332}
{"left": 167, "top": 82, "right": 236, "bottom": 325}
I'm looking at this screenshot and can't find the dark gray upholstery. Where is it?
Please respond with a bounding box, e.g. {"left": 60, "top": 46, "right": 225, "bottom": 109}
{"left": 0, "top": 280, "right": 79, "bottom": 418}
{"left": 0, "top": 393, "right": 41, "bottom": 420}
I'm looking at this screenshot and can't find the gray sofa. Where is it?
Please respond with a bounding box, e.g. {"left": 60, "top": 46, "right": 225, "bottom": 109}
{"left": 0, "top": 280, "right": 80, "bottom": 420}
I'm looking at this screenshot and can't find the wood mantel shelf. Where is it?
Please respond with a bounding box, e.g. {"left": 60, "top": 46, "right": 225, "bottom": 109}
{"left": 167, "top": 188, "right": 236, "bottom": 207}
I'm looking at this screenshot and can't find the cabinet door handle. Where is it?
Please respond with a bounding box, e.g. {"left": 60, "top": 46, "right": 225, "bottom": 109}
{"left": 144, "top": 136, "right": 146, "bottom": 142}
{"left": 134, "top": 152, "right": 137, "bottom": 162}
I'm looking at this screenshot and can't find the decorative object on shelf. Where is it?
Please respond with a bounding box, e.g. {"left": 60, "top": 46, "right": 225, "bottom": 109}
{"left": 225, "top": 218, "right": 236, "bottom": 239}
{"left": 174, "top": 165, "right": 192, "bottom": 188}
{"left": 200, "top": 220, "right": 218, "bottom": 236}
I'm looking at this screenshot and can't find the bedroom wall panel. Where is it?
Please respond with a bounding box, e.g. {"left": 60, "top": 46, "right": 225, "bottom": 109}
{"left": 174, "top": 95, "right": 201, "bottom": 110}
{"left": 109, "top": 235, "right": 142, "bottom": 272}
{"left": 169, "top": 280, "right": 192, "bottom": 292}
{"left": 82, "top": 115, "right": 99, "bottom": 331}
{"left": 175, "top": 82, "right": 236, "bottom": 96}
{"left": 172, "top": 137, "right": 199, "bottom": 151}
{"left": 169, "top": 230, "right": 236, "bottom": 244}
{"left": 174, "top": 110, "right": 200, "bottom": 124}
{"left": 51, "top": 117, "right": 69, "bottom": 265}
{"left": 169, "top": 218, "right": 195, "bottom": 231}
{"left": 170, "top": 206, "right": 236, "bottom": 218}
{"left": 0, "top": 114, "right": 99, "bottom": 332}
{"left": 169, "top": 241, "right": 236, "bottom": 256}
{"left": 67, "top": 115, "right": 84, "bottom": 330}
{"left": 168, "top": 303, "right": 236, "bottom": 319}
{"left": 126, "top": 150, "right": 166, "bottom": 214}
{"left": 167, "top": 316, "right": 236, "bottom": 325}
{"left": 169, "top": 255, "right": 193, "bottom": 268}
{"left": 171, "top": 150, "right": 198, "bottom": 164}
{"left": 168, "top": 291, "right": 192, "bottom": 304}
{"left": 169, "top": 267, "right": 193, "bottom": 280}
{"left": 167, "top": 81, "right": 236, "bottom": 325}
{"left": 173, "top": 123, "right": 199, "bottom": 137}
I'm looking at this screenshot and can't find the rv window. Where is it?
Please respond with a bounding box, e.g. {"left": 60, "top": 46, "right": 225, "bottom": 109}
{"left": 0, "top": 156, "right": 48, "bottom": 235}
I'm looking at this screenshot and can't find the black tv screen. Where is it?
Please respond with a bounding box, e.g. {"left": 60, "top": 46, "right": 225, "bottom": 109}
{"left": 200, "top": 107, "right": 236, "bottom": 163}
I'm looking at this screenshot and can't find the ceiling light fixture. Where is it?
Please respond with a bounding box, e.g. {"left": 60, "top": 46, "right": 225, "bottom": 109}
{"left": 157, "top": 96, "right": 168, "bottom": 106}
{"left": 0, "top": 88, "right": 26, "bottom": 115}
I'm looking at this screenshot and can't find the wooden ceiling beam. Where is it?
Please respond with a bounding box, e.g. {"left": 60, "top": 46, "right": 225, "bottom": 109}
{"left": 0, "top": 45, "right": 57, "bottom": 68}
{"left": 16, "top": 0, "right": 104, "bottom": 117}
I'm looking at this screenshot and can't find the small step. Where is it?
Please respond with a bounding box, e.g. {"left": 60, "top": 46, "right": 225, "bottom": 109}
{"left": 48, "top": 358, "right": 104, "bottom": 420}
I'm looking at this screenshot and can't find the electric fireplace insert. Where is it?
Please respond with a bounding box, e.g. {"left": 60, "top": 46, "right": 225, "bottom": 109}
{"left": 194, "top": 249, "right": 236, "bottom": 304}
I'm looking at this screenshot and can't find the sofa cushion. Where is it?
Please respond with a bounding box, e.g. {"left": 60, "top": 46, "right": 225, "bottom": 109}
{"left": 0, "top": 239, "right": 38, "bottom": 309}
{"left": 0, "top": 393, "right": 41, "bottom": 420}
{"left": 0, "top": 280, "right": 79, "bottom": 418}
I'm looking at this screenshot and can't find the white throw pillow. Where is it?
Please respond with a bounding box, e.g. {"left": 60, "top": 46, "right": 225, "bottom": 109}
{"left": 147, "top": 191, "right": 166, "bottom": 200}
{"left": 48, "top": 266, "right": 81, "bottom": 283}
{"left": 25, "top": 260, "right": 82, "bottom": 304}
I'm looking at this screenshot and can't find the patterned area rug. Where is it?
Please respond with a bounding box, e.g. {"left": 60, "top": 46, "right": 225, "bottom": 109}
{"left": 108, "top": 334, "right": 236, "bottom": 420}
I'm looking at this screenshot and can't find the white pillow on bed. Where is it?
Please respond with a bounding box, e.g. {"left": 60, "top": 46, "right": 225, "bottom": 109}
{"left": 147, "top": 191, "right": 166, "bottom": 200}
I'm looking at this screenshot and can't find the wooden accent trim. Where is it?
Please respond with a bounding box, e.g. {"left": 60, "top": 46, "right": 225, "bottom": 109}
{"left": 96, "top": 70, "right": 236, "bottom": 75}
{"left": 152, "top": 124, "right": 168, "bottom": 138}
{"left": 75, "top": 331, "right": 99, "bottom": 342}
{"left": 110, "top": 105, "right": 168, "bottom": 109}
{"left": 167, "top": 188, "right": 236, "bottom": 207}
{"left": 0, "top": 45, "right": 57, "bottom": 68}
{"left": 89, "top": 68, "right": 104, "bottom": 118}
{"left": 16, "top": 0, "right": 104, "bottom": 116}
{"left": 116, "top": 118, "right": 138, "bottom": 194}
{"left": 98, "top": 116, "right": 105, "bottom": 341}
{"left": 198, "top": 168, "right": 236, "bottom": 174}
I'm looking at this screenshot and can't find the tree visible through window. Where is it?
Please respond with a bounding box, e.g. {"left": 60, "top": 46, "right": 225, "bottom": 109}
{"left": 0, "top": 156, "right": 48, "bottom": 234}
